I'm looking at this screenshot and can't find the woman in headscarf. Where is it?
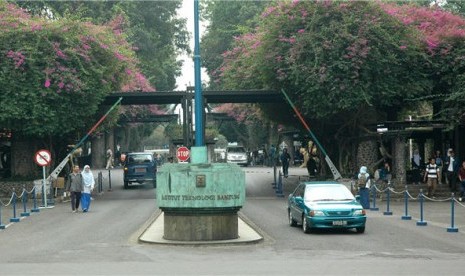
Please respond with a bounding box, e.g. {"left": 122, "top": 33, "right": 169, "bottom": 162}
{"left": 357, "top": 166, "right": 371, "bottom": 209}
{"left": 81, "top": 165, "right": 95, "bottom": 212}
{"left": 411, "top": 149, "right": 422, "bottom": 185}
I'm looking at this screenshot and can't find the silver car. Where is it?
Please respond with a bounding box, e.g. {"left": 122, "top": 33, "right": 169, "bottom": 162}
{"left": 226, "top": 146, "right": 248, "bottom": 166}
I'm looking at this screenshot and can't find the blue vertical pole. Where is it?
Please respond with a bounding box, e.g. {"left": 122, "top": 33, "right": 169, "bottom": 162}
{"left": 383, "top": 182, "right": 392, "bottom": 215}
{"left": 401, "top": 186, "right": 411, "bottom": 220}
{"left": 10, "top": 189, "right": 20, "bottom": 223}
{"left": 370, "top": 185, "right": 379, "bottom": 211}
{"left": 447, "top": 193, "right": 458, "bottom": 232}
{"left": 0, "top": 205, "right": 5, "bottom": 229}
{"left": 417, "top": 189, "right": 427, "bottom": 226}
{"left": 276, "top": 171, "right": 284, "bottom": 198}
{"left": 194, "top": 0, "right": 204, "bottom": 146}
{"left": 21, "top": 186, "right": 30, "bottom": 217}
{"left": 31, "top": 186, "right": 40, "bottom": 213}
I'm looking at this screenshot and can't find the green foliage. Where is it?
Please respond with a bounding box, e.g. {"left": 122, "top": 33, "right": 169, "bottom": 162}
{"left": 14, "top": 0, "right": 190, "bottom": 91}
{"left": 220, "top": 1, "right": 431, "bottom": 122}
{"left": 0, "top": 2, "right": 142, "bottom": 137}
{"left": 201, "top": 0, "right": 268, "bottom": 89}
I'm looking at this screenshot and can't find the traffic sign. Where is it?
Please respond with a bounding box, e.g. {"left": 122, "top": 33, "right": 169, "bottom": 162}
{"left": 34, "top": 149, "right": 52, "bottom": 167}
{"left": 176, "top": 146, "right": 190, "bottom": 162}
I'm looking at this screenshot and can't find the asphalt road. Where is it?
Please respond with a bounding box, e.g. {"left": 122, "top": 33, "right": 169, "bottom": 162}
{"left": 1, "top": 166, "right": 465, "bottom": 275}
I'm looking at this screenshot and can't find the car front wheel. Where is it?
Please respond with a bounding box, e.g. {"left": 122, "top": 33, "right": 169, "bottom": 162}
{"left": 288, "top": 209, "right": 297, "bottom": 227}
{"left": 302, "top": 215, "right": 311, "bottom": 234}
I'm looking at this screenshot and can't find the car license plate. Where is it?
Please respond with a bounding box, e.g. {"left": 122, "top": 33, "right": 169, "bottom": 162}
{"left": 332, "top": 220, "right": 347, "bottom": 226}
{"left": 135, "top": 168, "right": 146, "bottom": 173}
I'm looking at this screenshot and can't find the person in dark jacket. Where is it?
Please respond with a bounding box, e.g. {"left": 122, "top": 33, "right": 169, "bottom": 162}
{"left": 445, "top": 149, "right": 460, "bottom": 192}
{"left": 280, "top": 148, "right": 291, "bottom": 178}
{"left": 66, "top": 165, "right": 83, "bottom": 213}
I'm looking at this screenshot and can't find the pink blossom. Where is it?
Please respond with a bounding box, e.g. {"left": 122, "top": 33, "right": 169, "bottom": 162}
{"left": 53, "top": 42, "right": 67, "bottom": 59}
{"left": 58, "top": 82, "right": 65, "bottom": 89}
{"left": 44, "top": 79, "right": 51, "bottom": 88}
{"left": 426, "top": 38, "right": 439, "bottom": 49}
{"left": 297, "top": 29, "right": 305, "bottom": 34}
{"left": 399, "top": 45, "right": 407, "bottom": 50}
{"left": 114, "top": 52, "right": 125, "bottom": 61}
{"left": 31, "top": 24, "right": 42, "bottom": 31}
{"left": 6, "top": 50, "right": 26, "bottom": 68}
{"left": 125, "top": 69, "right": 132, "bottom": 75}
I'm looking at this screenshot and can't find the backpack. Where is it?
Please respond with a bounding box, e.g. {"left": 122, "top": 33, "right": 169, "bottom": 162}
{"left": 357, "top": 173, "right": 368, "bottom": 188}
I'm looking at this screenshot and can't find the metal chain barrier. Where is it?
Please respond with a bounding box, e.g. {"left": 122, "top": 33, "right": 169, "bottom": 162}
{"left": 0, "top": 183, "right": 42, "bottom": 230}
{"left": 374, "top": 183, "right": 465, "bottom": 232}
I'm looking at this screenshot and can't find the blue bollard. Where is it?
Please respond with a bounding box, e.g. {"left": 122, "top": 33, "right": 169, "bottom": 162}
{"left": 98, "top": 172, "right": 103, "bottom": 193}
{"left": 383, "top": 182, "right": 393, "bottom": 215}
{"left": 0, "top": 205, "right": 5, "bottom": 229}
{"left": 276, "top": 171, "right": 284, "bottom": 198}
{"left": 271, "top": 166, "right": 277, "bottom": 188}
{"left": 20, "top": 187, "right": 30, "bottom": 217}
{"left": 108, "top": 169, "right": 112, "bottom": 191}
{"left": 416, "top": 189, "right": 427, "bottom": 226}
{"left": 31, "top": 186, "right": 40, "bottom": 213}
{"left": 370, "top": 185, "right": 379, "bottom": 211}
{"left": 10, "top": 190, "right": 20, "bottom": 223}
{"left": 401, "top": 185, "right": 411, "bottom": 220}
{"left": 447, "top": 193, "right": 458, "bottom": 232}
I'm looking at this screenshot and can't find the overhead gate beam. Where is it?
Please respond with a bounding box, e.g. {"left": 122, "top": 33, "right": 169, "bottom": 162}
{"left": 102, "top": 90, "right": 282, "bottom": 105}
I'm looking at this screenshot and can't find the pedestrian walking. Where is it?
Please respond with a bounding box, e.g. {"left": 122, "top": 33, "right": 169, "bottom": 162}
{"left": 357, "top": 166, "right": 371, "bottom": 209}
{"left": 457, "top": 161, "right": 465, "bottom": 202}
{"left": 435, "top": 150, "right": 444, "bottom": 185}
{"left": 280, "top": 148, "right": 291, "bottom": 178}
{"left": 81, "top": 165, "right": 95, "bottom": 212}
{"left": 106, "top": 148, "right": 114, "bottom": 169}
{"left": 411, "top": 149, "right": 422, "bottom": 185}
{"left": 269, "top": 145, "right": 276, "bottom": 167}
{"left": 65, "top": 165, "right": 83, "bottom": 213}
{"left": 423, "top": 158, "right": 439, "bottom": 198}
{"left": 445, "top": 149, "right": 459, "bottom": 192}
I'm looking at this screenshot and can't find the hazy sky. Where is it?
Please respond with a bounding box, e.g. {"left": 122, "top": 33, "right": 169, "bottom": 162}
{"left": 175, "top": 0, "right": 209, "bottom": 91}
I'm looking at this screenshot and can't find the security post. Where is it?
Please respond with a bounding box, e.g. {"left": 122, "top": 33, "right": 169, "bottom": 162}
{"left": 156, "top": 0, "right": 245, "bottom": 241}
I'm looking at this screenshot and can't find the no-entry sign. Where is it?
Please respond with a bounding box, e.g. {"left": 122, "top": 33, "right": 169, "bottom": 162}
{"left": 34, "top": 149, "right": 52, "bottom": 167}
{"left": 176, "top": 146, "right": 190, "bottom": 162}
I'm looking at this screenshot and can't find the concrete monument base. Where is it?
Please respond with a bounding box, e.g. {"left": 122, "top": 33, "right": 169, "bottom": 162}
{"left": 163, "top": 209, "right": 239, "bottom": 241}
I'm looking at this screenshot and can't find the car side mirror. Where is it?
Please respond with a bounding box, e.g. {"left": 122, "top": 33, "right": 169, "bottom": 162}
{"left": 355, "top": 195, "right": 360, "bottom": 202}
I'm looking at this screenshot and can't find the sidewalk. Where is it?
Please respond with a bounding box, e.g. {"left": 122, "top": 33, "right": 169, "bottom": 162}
{"left": 367, "top": 199, "right": 465, "bottom": 230}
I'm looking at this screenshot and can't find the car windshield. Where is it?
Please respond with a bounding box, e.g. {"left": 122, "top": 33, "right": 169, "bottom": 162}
{"left": 127, "top": 154, "right": 153, "bottom": 164}
{"left": 228, "top": 147, "right": 245, "bottom": 153}
{"left": 304, "top": 185, "right": 354, "bottom": 202}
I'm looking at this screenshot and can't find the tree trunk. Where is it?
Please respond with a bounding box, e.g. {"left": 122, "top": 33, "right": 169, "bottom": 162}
{"left": 11, "top": 136, "right": 40, "bottom": 178}
{"left": 91, "top": 134, "right": 105, "bottom": 169}
{"left": 356, "top": 139, "right": 378, "bottom": 175}
{"left": 393, "top": 136, "right": 407, "bottom": 188}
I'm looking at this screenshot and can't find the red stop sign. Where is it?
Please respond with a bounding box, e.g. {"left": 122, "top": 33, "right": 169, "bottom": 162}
{"left": 176, "top": 146, "right": 190, "bottom": 162}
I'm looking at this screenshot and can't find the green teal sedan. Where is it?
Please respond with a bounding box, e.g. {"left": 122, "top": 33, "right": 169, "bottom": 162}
{"left": 288, "top": 181, "right": 366, "bottom": 233}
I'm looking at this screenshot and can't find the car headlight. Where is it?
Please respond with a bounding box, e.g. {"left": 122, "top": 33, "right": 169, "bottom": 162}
{"left": 309, "top": 210, "right": 325, "bottom": 217}
{"left": 353, "top": 209, "right": 366, "bottom": 216}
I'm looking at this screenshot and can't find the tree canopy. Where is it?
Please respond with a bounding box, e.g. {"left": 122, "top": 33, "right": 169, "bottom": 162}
{"left": 0, "top": 1, "right": 151, "bottom": 137}
{"left": 219, "top": 1, "right": 433, "bottom": 123}
{"left": 14, "top": 0, "right": 190, "bottom": 91}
